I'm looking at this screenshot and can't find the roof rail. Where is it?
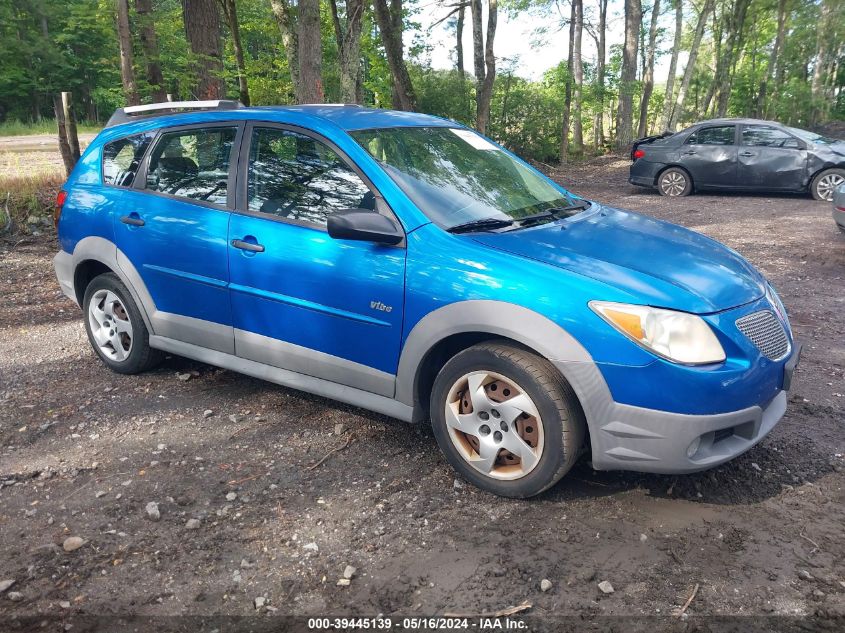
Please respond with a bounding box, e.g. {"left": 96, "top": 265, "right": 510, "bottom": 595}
{"left": 106, "top": 99, "right": 243, "bottom": 127}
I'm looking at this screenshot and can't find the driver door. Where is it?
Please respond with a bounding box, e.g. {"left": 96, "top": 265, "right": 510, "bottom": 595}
{"left": 115, "top": 122, "right": 242, "bottom": 353}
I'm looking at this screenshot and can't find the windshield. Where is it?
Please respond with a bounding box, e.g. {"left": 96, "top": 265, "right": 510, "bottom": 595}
{"left": 786, "top": 126, "right": 837, "bottom": 144}
{"left": 350, "top": 126, "right": 583, "bottom": 229}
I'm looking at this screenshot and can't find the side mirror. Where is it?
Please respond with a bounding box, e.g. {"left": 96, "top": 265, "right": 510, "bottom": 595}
{"left": 327, "top": 209, "right": 404, "bottom": 245}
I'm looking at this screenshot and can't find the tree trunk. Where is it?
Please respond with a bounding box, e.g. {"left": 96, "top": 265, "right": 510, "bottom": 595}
{"left": 660, "top": 0, "right": 682, "bottom": 131}
{"left": 183, "top": 0, "right": 225, "bottom": 100}
{"left": 637, "top": 0, "right": 660, "bottom": 138}
{"left": 595, "top": 0, "right": 608, "bottom": 147}
{"left": 713, "top": 0, "right": 750, "bottom": 117}
{"left": 571, "top": 0, "right": 583, "bottom": 153}
{"left": 669, "top": 0, "right": 714, "bottom": 130}
{"left": 759, "top": 0, "right": 789, "bottom": 117}
{"left": 475, "top": 0, "right": 497, "bottom": 134}
{"left": 116, "top": 0, "right": 140, "bottom": 106}
{"left": 811, "top": 0, "right": 831, "bottom": 122}
{"left": 135, "top": 0, "right": 166, "bottom": 102}
{"left": 372, "top": 0, "right": 417, "bottom": 110}
{"left": 220, "top": 0, "right": 250, "bottom": 105}
{"left": 53, "top": 94, "right": 75, "bottom": 176}
{"left": 62, "top": 92, "right": 81, "bottom": 162}
{"left": 614, "top": 0, "right": 642, "bottom": 149}
{"left": 270, "top": 0, "right": 300, "bottom": 97}
{"left": 296, "top": 0, "right": 323, "bottom": 103}
{"left": 560, "top": 0, "right": 576, "bottom": 162}
{"left": 330, "top": 0, "right": 365, "bottom": 103}
{"left": 456, "top": 2, "right": 469, "bottom": 120}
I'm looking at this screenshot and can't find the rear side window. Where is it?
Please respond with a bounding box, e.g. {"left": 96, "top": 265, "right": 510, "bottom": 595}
{"left": 102, "top": 132, "right": 154, "bottom": 187}
{"left": 145, "top": 127, "right": 237, "bottom": 206}
{"left": 742, "top": 126, "right": 800, "bottom": 148}
{"left": 247, "top": 127, "right": 372, "bottom": 227}
{"left": 685, "top": 126, "right": 735, "bottom": 146}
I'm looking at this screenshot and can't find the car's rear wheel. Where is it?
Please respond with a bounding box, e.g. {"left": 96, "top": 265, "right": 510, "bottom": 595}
{"left": 657, "top": 167, "right": 692, "bottom": 197}
{"left": 811, "top": 168, "right": 845, "bottom": 202}
{"left": 83, "top": 273, "right": 162, "bottom": 374}
{"left": 430, "top": 342, "right": 585, "bottom": 498}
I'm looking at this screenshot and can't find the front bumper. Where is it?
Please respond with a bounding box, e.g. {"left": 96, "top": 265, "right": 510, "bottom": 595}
{"left": 584, "top": 342, "right": 801, "bottom": 474}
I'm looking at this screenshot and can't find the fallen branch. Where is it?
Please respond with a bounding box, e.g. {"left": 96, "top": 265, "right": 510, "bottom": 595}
{"left": 306, "top": 433, "right": 355, "bottom": 471}
{"left": 675, "top": 583, "right": 699, "bottom": 617}
{"left": 799, "top": 532, "right": 821, "bottom": 552}
{"left": 443, "top": 601, "right": 532, "bottom": 618}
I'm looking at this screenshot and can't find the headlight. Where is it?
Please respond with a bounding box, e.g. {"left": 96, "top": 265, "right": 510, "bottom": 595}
{"left": 590, "top": 301, "right": 726, "bottom": 365}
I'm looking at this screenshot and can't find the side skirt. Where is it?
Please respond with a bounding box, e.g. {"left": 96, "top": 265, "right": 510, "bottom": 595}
{"left": 149, "top": 335, "right": 414, "bottom": 423}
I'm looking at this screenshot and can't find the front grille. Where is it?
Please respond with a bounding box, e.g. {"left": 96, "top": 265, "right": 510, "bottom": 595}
{"left": 736, "top": 310, "right": 790, "bottom": 360}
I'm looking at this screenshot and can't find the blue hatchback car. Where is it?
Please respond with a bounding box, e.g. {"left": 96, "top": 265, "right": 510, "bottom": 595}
{"left": 53, "top": 101, "right": 801, "bottom": 497}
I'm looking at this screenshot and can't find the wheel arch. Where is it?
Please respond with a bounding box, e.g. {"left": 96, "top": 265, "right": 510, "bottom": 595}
{"left": 808, "top": 164, "right": 845, "bottom": 195}
{"left": 655, "top": 164, "right": 694, "bottom": 190}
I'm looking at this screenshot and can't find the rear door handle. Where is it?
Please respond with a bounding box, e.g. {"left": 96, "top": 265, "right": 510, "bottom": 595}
{"left": 682, "top": 150, "right": 696, "bottom": 155}
{"left": 120, "top": 214, "right": 145, "bottom": 227}
{"left": 740, "top": 151, "right": 755, "bottom": 156}
{"left": 231, "top": 238, "right": 265, "bottom": 253}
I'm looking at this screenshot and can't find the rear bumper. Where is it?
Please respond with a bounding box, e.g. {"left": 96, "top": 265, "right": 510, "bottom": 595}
{"left": 833, "top": 206, "right": 845, "bottom": 230}
{"left": 628, "top": 160, "right": 664, "bottom": 188}
{"left": 53, "top": 250, "right": 77, "bottom": 305}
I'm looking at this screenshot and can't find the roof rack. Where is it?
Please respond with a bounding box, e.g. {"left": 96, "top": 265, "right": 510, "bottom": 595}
{"left": 106, "top": 100, "right": 243, "bottom": 128}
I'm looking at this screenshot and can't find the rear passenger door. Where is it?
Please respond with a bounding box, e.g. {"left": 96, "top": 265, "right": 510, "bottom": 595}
{"left": 114, "top": 123, "right": 242, "bottom": 354}
{"left": 227, "top": 124, "right": 406, "bottom": 396}
{"left": 680, "top": 125, "right": 738, "bottom": 189}
{"left": 738, "top": 124, "right": 807, "bottom": 191}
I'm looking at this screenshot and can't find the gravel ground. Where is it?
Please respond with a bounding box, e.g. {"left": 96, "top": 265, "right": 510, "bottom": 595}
{"left": 1, "top": 157, "right": 844, "bottom": 631}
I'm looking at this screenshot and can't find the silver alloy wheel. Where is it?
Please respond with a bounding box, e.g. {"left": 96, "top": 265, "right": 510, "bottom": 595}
{"left": 88, "top": 289, "right": 133, "bottom": 362}
{"left": 660, "top": 171, "right": 687, "bottom": 196}
{"left": 444, "top": 370, "right": 545, "bottom": 481}
{"left": 816, "top": 173, "right": 844, "bottom": 201}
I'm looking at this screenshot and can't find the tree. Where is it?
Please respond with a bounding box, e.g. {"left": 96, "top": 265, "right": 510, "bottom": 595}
{"left": 757, "top": 0, "right": 789, "bottom": 117}
{"left": 560, "top": 0, "right": 575, "bottom": 161}
{"left": 220, "top": 0, "right": 250, "bottom": 105}
{"left": 471, "top": 0, "right": 498, "bottom": 134}
{"left": 183, "top": 0, "right": 225, "bottom": 99}
{"left": 614, "top": 0, "right": 642, "bottom": 148}
{"left": 711, "top": 0, "right": 751, "bottom": 117}
{"left": 330, "top": 0, "right": 365, "bottom": 103}
{"left": 372, "top": 0, "right": 417, "bottom": 110}
{"left": 571, "top": 0, "right": 584, "bottom": 153}
{"left": 637, "top": 0, "right": 660, "bottom": 138}
{"left": 135, "top": 0, "right": 166, "bottom": 102}
{"left": 297, "top": 0, "right": 323, "bottom": 103}
{"left": 811, "top": 0, "right": 832, "bottom": 122}
{"left": 588, "top": 0, "right": 609, "bottom": 147}
{"left": 270, "top": 0, "right": 300, "bottom": 97}
{"left": 116, "top": 0, "right": 140, "bottom": 105}
{"left": 660, "top": 0, "right": 682, "bottom": 130}
{"left": 668, "top": 0, "right": 714, "bottom": 130}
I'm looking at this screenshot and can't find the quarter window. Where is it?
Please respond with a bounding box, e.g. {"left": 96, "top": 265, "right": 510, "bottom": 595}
{"left": 145, "top": 127, "right": 237, "bottom": 206}
{"left": 247, "top": 127, "right": 373, "bottom": 227}
{"left": 685, "top": 126, "right": 735, "bottom": 146}
{"left": 742, "top": 126, "right": 800, "bottom": 148}
{"left": 102, "top": 132, "right": 155, "bottom": 187}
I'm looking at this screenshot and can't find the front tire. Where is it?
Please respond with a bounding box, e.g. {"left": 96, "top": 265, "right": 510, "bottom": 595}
{"left": 657, "top": 167, "right": 693, "bottom": 197}
{"left": 82, "top": 273, "right": 162, "bottom": 374}
{"left": 430, "top": 342, "right": 586, "bottom": 498}
{"left": 811, "top": 168, "right": 845, "bottom": 202}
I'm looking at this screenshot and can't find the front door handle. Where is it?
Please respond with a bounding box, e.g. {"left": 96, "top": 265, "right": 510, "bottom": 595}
{"left": 682, "top": 150, "right": 696, "bottom": 155}
{"left": 232, "top": 238, "right": 265, "bottom": 253}
{"left": 120, "top": 214, "right": 145, "bottom": 227}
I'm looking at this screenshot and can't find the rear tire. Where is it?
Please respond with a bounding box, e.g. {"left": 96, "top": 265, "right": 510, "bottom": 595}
{"left": 82, "top": 273, "right": 162, "bottom": 374}
{"left": 811, "top": 168, "right": 845, "bottom": 201}
{"left": 430, "top": 342, "right": 585, "bottom": 498}
{"left": 657, "top": 167, "right": 693, "bottom": 197}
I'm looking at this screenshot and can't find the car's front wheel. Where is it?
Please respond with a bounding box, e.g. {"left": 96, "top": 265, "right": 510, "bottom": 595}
{"left": 430, "top": 342, "right": 585, "bottom": 498}
{"left": 83, "top": 273, "right": 162, "bottom": 374}
{"left": 811, "top": 168, "right": 845, "bottom": 202}
{"left": 657, "top": 167, "right": 693, "bottom": 197}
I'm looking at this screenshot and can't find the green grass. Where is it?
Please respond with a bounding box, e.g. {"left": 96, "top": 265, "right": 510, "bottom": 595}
{"left": 0, "top": 118, "right": 102, "bottom": 137}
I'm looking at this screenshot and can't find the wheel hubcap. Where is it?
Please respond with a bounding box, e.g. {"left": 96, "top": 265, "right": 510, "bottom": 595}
{"left": 817, "top": 174, "right": 844, "bottom": 201}
{"left": 661, "top": 171, "right": 686, "bottom": 196}
{"left": 444, "top": 371, "right": 544, "bottom": 481}
{"left": 88, "top": 289, "right": 133, "bottom": 361}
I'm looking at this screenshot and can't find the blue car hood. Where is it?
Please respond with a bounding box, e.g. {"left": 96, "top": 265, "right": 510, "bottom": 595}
{"left": 471, "top": 207, "right": 765, "bottom": 314}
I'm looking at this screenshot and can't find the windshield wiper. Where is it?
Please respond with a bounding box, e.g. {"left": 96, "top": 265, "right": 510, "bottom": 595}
{"left": 446, "top": 217, "right": 515, "bottom": 234}
{"left": 513, "top": 200, "right": 592, "bottom": 228}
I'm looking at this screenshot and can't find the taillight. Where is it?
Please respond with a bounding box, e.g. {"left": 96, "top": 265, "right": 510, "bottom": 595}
{"left": 633, "top": 149, "right": 645, "bottom": 160}
{"left": 54, "top": 190, "right": 68, "bottom": 228}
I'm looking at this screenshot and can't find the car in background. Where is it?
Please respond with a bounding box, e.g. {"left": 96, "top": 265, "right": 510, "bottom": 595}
{"left": 834, "top": 184, "right": 845, "bottom": 233}
{"left": 630, "top": 118, "right": 845, "bottom": 201}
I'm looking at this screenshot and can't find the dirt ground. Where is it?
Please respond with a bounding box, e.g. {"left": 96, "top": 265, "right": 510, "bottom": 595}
{"left": 1, "top": 157, "right": 844, "bottom": 632}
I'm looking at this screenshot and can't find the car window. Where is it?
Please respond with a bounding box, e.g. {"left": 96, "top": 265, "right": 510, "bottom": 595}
{"left": 247, "top": 127, "right": 372, "bottom": 227}
{"left": 103, "top": 132, "right": 155, "bottom": 187}
{"left": 685, "top": 126, "right": 735, "bottom": 146}
{"left": 145, "top": 127, "right": 237, "bottom": 206}
{"left": 742, "top": 126, "right": 800, "bottom": 148}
